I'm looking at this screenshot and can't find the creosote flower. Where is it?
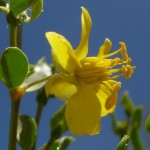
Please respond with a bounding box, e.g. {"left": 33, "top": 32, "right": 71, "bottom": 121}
{"left": 45, "top": 7, "right": 135, "bottom": 136}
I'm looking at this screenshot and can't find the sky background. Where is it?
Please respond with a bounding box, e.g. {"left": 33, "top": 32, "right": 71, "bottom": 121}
{"left": 0, "top": 0, "right": 150, "bottom": 149}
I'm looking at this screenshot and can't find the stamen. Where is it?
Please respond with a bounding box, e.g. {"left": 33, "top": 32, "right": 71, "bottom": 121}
{"left": 77, "top": 43, "right": 135, "bottom": 84}
{"left": 80, "top": 57, "right": 99, "bottom": 64}
{"left": 119, "top": 42, "right": 132, "bottom": 64}
{"left": 111, "top": 73, "right": 125, "bottom": 79}
{"left": 77, "top": 69, "right": 107, "bottom": 78}
{"left": 109, "top": 58, "right": 123, "bottom": 67}
{"left": 121, "top": 65, "right": 136, "bottom": 79}
{"left": 99, "top": 49, "right": 121, "bottom": 59}
{"left": 126, "top": 57, "right": 132, "bottom": 64}
{"left": 83, "top": 75, "right": 108, "bottom": 84}
{"left": 109, "top": 68, "right": 122, "bottom": 74}
{"left": 110, "top": 65, "right": 135, "bottom": 80}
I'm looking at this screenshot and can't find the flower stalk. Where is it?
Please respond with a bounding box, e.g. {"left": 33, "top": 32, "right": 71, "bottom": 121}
{"left": 8, "top": 12, "right": 21, "bottom": 150}
{"left": 23, "top": 76, "right": 50, "bottom": 90}
{"left": 31, "top": 103, "right": 44, "bottom": 150}
{"left": 8, "top": 99, "right": 21, "bottom": 150}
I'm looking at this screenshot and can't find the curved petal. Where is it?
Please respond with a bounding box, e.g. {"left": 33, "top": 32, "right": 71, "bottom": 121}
{"left": 75, "top": 7, "right": 92, "bottom": 60}
{"left": 45, "top": 74, "right": 78, "bottom": 100}
{"left": 96, "top": 80, "right": 121, "bottom": 117}
{"left": 46, "top": 32, "right": 80, "bottom": 74}
{"left": 65, "top": 81, "right": 101, "bottom": 136}
{"left": 97, "top": 38, "right": 112, "bottom": 57}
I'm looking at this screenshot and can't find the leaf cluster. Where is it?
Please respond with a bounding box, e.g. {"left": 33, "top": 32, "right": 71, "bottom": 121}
{"left": 112, "top": 92, "right": 143, "bottom": 150}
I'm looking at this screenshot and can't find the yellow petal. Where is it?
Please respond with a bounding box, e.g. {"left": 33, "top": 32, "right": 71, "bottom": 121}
{"left": 97, "top": 38, "right": 112, "bottom": 57}
{"left": 45, "top": 32, "right": 79, "bottom": 74}
{"left": 75, "top": 7, "right": 92, "bottom": 60}
{"left": 96, "top": 80, "right": 121, "bottom": 117}
{"left": 45, "top": 74, "right": 78, "bottom": 100}
{"left": 65, "top": 81, "right": 101, "bottom": 136}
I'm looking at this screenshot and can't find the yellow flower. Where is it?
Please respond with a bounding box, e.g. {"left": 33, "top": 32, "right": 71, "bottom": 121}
{"left": 45, "top": 7, "right": 135, "bottom": 136}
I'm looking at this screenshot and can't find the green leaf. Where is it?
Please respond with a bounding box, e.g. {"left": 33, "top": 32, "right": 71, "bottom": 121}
{"left": 9, "top": 0, "right": 34, "bottom": 17}
{"left": 50, "top": 136, "right": 74, "bottom": 150}
{"left": 17, "top": 115, "right": 37, "bottom": 150}
{"left": 39, "top": 136, "right": 74, "bottom": 150}
{"left": 1, "top": 47, "right": 28, "bottom": 89}
{"left": 130, "top": 106, "right": 143, "bottom": 129}
{"left": 0, "top": 63, "right": 5, "bottom": 83}
{"left": 145, "top": 114, "right": 150, "bottom": 133}
{"left": 116, "top": 135, "right": 130, "bottom": 150}
{"left": 30, "top": 0, "right": 43, "bottom": 21}
{"left": 50, "top": 104, "right": 68, "bottom": 138}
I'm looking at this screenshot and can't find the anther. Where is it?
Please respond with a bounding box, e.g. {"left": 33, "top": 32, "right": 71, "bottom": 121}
{"left": 119, "top": 42, "right": 131, "bottom": 63}
{"left": 121, "top": 65, "right": 135, "bottom": 79}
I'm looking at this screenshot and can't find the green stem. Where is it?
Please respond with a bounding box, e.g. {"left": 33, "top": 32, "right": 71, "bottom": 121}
{"left": 9, "top": 24, "right": 17, "bottom": 47}
{"left": 44, "top": 137, "right": 56, "bottom": 150}
{"left": 32, "top": 89, "right": 49, "bottom": 150}
{"left": 24, "top": 76, "right": 50, "bottom": 90}
{"left": 8, "top": 17, "right": 21, "bottom": 150}
{"left": 31, "top": 103, "right": 44, "bottom": 150}
{"left": 8, "top": 99, "right": 21, "bottom": 150}
{"left": 35, "top": 103, "right": 44, "bottom": 129}
{"left": 0, "top": 6, "right": 9, "bottom": 14}
{"left": 17, "top": 23, "right": 22, "bottom": 48}
{"left": 130, "top": 128, "right": 143, "bottom": 150}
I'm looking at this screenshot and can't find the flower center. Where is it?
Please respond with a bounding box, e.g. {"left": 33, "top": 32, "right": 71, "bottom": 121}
{"left": 77, "top": 57, "right": 109, "bottom": 83}
{"left": 76, "top": 42, "right": 135, "bottom": 84}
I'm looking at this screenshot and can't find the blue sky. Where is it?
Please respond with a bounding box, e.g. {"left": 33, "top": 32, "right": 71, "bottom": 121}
{"left": 0, "top": 0, "right": 150, "bottom": 149}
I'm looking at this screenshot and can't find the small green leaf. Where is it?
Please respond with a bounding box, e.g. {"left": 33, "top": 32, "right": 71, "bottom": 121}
{"left": 145, "top": 114, "right": 150, "bottom": 133}
{"left": 116, "top": 135, "right": 130, "bottom": 150}
{"left": 121, "top": 92, "right": 135, "bottom": 117}
{"left": 1, "top": 47, "right": 28, "bottom": 89}
{"left": 17, "top": 115, "right": 37, "bottom": 150}
{"left": 30, "top": 0, "right": 43, "bottom": 21}
{"left": 9, "top": 0, "right": 34, "bottom": 16}
{"left": 50, "top": 104, "right": 68, "bottom": 138}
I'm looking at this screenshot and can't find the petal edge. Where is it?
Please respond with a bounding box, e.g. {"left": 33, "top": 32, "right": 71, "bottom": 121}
{"left": 75, "top": 7, "right": 92, "bottom": 60}
{"left": 46, "top": 32, "right": 79, "bottom": 73}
